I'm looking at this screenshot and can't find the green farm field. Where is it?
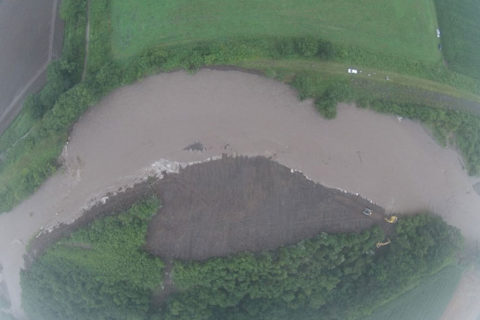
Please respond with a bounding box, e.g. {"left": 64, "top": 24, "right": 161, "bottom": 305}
{"left": 111, "top": 0, "right": 442, "bottom": 63}
{"left": 435, "top": 0, "right": 480, "bottom": 80}
{"left": 363, "top": 265, "right": 464, "bottom": 320}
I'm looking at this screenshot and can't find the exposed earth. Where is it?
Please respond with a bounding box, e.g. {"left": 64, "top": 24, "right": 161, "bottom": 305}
{"left": 0, "top": 70, "right": 479, "bottom": 317}
{"left": 0, "top": 0, "right": 63, "bottom": 134}
{"left": 146, "top": 156, "right": 390, "bottom": 260}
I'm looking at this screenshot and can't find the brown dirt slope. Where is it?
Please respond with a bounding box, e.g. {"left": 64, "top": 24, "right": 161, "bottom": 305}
{"left": 146, "top": 156, "right": 392, "bottom": 260}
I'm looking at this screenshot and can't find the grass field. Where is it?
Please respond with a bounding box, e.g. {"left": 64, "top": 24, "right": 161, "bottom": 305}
{"left": 435, "top": 0, "right": 480, "bottom": 80}
{"left": 111, "top": 0, "right": 441, "bottom": 63}
{"left": 239, "top": 58, "right": 480, "bottom": 109}
{"left": 362, "top": 265, "right": 464, "bottom": 320}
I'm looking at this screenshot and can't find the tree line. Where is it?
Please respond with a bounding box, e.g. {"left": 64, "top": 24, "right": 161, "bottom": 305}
{"left": 21, "top": 197, "right": 463, "bottom": 320}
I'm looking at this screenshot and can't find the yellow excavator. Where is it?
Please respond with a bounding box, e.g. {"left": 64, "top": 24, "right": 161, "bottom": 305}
{"left": 376, "top": 238, "right": 391, "bottom": 248}
{"left": 384, "top": 215, "right": 398, "bottom": 224}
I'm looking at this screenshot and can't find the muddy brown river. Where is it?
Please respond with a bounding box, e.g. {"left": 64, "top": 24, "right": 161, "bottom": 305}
{"left": 1, "top": 70, "right": 479, "bottom": 318}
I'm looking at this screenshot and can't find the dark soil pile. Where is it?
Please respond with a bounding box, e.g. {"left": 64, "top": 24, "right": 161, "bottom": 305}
{"left": 146, "top": 156, "right": 391, "bottom": 260}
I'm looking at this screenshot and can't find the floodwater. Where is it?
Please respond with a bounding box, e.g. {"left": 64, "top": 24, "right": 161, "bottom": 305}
{"left": 441, "top": 267, "right": 480, "bottom": 320}
{"left": 0, "top": 70, "right": 479, "bottom": 318}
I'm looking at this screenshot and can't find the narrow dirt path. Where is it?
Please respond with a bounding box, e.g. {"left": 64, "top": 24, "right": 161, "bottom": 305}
{"left": 47, "top": 0, "right": 59, "bottom": 62}
{"left": 153, "top": 260, "right": 176, "bottom": 305}
{"left": 81, "top": 0, "right": 90, "bottom": 81}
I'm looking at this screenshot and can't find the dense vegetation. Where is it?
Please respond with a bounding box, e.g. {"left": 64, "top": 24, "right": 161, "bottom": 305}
{"left": 22, "top": 200, "right": 463, "bottom": 320}
{"left": 0, "top": 0, "right": 88, "bottom": 212}
{"left": 21, "top": 198, "right": 164, "bottom": 320}
{"left": 159, "top": 215, "right": 462, "bottom": 320}
{"left": 362, "top": 265, "right": 463, "bottom": 320}
{"left": 435, "top": 0, "right": 480, "bottom": 80}
{"left": 2, "top": 0, "right": 480, "bottom": 213}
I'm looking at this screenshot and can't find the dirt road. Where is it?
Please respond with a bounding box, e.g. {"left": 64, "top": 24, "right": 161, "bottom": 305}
{"left": 0, "top": 70, "right": 479, "bottom": 318}
{"left": 0, "top": 0, "right": 63, "bottom": 135}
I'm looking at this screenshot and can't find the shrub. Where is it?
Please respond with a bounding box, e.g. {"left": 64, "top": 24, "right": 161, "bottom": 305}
{"left": 295, "top": 37, "right": 319, "bottom": 57}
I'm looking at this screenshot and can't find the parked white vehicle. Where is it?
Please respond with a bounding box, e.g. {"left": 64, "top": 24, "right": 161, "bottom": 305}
{"left": 348, "top": 68, "right": 358, "bottom": 74}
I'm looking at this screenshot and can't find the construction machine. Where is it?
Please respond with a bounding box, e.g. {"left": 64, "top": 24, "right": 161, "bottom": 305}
{"left": 384, "top": 215, "right": 398, "bottom": 224}
{"left": 376, "top": 238, "right": 391, "bottom": 248}
{"left": 362, "top": 208, "right": 373, "bottom": 216}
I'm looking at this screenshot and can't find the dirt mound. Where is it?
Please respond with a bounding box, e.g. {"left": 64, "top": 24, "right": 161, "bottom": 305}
{"left": 146, "top": 156, "right": 391, "bottom": 260}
